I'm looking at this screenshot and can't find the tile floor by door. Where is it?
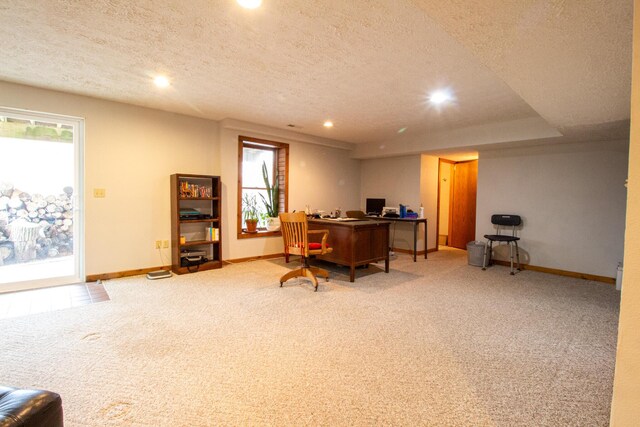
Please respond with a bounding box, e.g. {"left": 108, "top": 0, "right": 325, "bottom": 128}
{"left": 0, "top": 282, "right": 109, "bottom": 319}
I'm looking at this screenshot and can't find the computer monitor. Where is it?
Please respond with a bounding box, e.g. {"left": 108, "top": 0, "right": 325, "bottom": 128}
{"left": 366, "top": 198, "right": 386, "bottom": 215}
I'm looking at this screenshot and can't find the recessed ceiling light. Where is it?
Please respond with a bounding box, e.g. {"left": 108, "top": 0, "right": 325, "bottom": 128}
{"left": 154, "top": 75, "right": 170, "bottom": 88}
{"left": 429, "top": 89, "right": 454, "bottom": 105}
{"left": 397, "top": 127, "right": 407, "bottom": 133}
{"left": 323, "top": 121, "right": 334, "bottom": 128}
{"left": 237, "top": 0, "right": 262, "bottom": 9}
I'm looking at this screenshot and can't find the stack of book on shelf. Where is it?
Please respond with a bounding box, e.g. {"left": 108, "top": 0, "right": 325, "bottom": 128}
{"left": 180, "top": 181, "right": 212, "bottom": 198}
{"left": 205, "top": 227, "right": 220, "bottom": 241}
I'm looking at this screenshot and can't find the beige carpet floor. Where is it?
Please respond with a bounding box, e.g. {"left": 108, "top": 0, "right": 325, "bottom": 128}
{"left": 0, "top": 248, "right": 620, "bottom": 426}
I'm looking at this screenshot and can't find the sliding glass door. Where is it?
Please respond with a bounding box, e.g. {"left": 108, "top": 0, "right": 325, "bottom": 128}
{"left": 0, "top": 107, "right": 84, "bottom": 291}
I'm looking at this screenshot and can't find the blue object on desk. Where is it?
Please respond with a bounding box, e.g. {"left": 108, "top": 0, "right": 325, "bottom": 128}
{"left": 399, "top": 204, "right": 407, "bottom": 218}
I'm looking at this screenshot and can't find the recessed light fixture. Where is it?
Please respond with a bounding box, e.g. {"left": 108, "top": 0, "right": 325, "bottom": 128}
{"left": 323, "top": 121, "right": 334, "bottom": 128}
{"left": 237, "top": 0, "right": 262, "bottom": 9}
{"left": 429, "top": 89, "right": 454, "bottom": 105}
{"left": 154, "top": 75, "right": 170, "bottom": 88}
{"left": 397, "top": 127, "right": 407, "bottom": 134}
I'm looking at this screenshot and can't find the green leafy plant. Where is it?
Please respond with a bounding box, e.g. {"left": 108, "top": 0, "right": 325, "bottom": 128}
{"left": 242, "top": 193, "right": 259, "bottom": 221}
{"left": 259, "top": 160, "right": 279, "bottom": 218}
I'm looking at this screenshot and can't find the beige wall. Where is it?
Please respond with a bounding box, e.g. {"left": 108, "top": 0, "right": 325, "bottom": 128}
{"left": 476, "top": 140, "right": 628, "bottom": 278}
{"left": 219, "top": 120, "right": 361, "bottom": 260}
{"left": 360, "top": 155, "right": 436, "bottom": 252}
{"left": 0, "top": 81, "right": 219, "bottom": 275}
{"left": 420, "top": 155, "right": 439, "bottom": 251}
{"left": 438, "top": 162, "right": 452, "bottom": 235}
{"left": 352, "top": 117, "right": 561, "bottom": 159}
{"left": 0, "top": 83, "right": 361, "bottom": 274}
{"left": 611, "top": 0, "right": 640, "bottom": 423}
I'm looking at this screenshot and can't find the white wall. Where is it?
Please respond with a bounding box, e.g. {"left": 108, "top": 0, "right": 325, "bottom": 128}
{"left": 611, "top": 1, "right": 640, "bottom": 421}
{"left": 3, "top": 79, "right": 628, "bottom": 282}
{"left": 360, "top": 155, "right": 421, "bottom": 210}
{"left": 219, "top": 120, "right": 361, "bottom": 260}
{"left": 352, "top": 117, "right": 561, "bottom": 159}
{"left": 476, "top": 140, "right": 629, "bottom": 278}
{"left": 438, "top": 161, "right": 452, "bottom": 235}
{"left": 420, "top": 155, "right": 439, "bottom": 251}
{"left": 0, "top": 83, "right": 361, "bottom": 274}
{"left": 361, "top": 155, "right": 426, "bottom": 251}
{"left": 0, "top": 81, "right": 220, "bottom": 276}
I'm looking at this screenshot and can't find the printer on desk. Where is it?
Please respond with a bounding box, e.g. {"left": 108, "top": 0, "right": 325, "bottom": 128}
{"left": 382, "top": 206, "right": 400, "bottom": 218}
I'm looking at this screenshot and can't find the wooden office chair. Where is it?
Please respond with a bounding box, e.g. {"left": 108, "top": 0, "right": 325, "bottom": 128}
{"left": 345, "top": 210, "right": 366, "bottom": 219}
{"left": 482, "top": 214, "right": 522, "bottom": 275}
{"left": 279, "top": 212, "right": 333, "bottom": 291}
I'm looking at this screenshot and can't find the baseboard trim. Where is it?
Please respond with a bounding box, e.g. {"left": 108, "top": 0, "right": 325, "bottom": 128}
{"left": 491, "top": 260, "right": 615, "bottom": 284}
{"left": 86, "top": 265, "right": 171, "bottom": 282}
{"left": 224, "top": 253, "right": 284, "bottom": 264}
{"left": 86, "top": 252, "right": 613, "bottom": 285}
{"left": 85, "top": 255, "right": 287, "bottom": 282}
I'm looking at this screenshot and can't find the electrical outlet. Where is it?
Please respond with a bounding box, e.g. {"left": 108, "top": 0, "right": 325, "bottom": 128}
{"left": 155, "top": 240, "right": 161, "bottom": 249}
{"left": 93, "top": 188, "right": 106, "bottom": 198}
{"left": 162, "top": 240, "right": 169, "bottom": 248}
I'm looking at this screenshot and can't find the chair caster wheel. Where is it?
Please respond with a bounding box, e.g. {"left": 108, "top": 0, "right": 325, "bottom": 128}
{"left": 510, "top": 272, "right": 515, "bottom": 276}
{"left": 482, "top": 267, "right": 486, "bottom": 271}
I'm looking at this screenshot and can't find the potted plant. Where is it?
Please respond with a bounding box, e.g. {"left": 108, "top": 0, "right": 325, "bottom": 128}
{"left": 259, "top": 160, "right": 280, "bottom": 231}
{"left": 242, "top": 193, "right": 259, "bottom": 233}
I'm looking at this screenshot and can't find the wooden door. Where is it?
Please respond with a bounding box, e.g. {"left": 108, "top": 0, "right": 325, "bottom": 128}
{"left": 449, "top": 160, "right": 478, "bottom": 249}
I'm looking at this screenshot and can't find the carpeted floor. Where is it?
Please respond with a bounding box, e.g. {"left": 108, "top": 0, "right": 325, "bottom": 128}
{"left": 0, "top": 248, "right": 620, "bottom": 426}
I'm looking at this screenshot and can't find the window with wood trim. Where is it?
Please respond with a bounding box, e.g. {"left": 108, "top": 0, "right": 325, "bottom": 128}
{"left": 237, "top": 136, "right": 288, "bottom": 238}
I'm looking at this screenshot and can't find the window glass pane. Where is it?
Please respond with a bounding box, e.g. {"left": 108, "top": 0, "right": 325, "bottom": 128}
{"left": 0, "top": 112, "right": 80, "bottom": 286}
{"left": 242, "top": 189, "right": 268, "bottom": 225}
{"left": 243, "top": 147, "right": 274, "bottom": 188}
{"left": 238, "top": 136, "right": 288, "bottom": 237}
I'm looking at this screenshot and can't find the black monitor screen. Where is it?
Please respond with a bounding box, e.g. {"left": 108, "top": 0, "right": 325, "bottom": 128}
{"left": 366, "top": 198, "right": 386, "bottom": 215}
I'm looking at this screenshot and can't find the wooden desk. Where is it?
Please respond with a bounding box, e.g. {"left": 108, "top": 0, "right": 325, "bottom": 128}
{"left": 366, "top": 216, "right": 427, "bottom": 262}
{"left": 308, "top": 219, "right": 389, "bottom": 282}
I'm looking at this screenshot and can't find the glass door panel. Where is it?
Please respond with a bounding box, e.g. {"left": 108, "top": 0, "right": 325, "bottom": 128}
{"left": 0, "top": 107, "right": 83, "bottom": 291}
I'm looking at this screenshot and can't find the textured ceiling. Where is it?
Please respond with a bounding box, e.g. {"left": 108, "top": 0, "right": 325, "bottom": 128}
{"left": 0, "top": 0, "right": 633, "bottom": 148}
{"left": 412, "top": 0, "right": 634, "bottom": 142}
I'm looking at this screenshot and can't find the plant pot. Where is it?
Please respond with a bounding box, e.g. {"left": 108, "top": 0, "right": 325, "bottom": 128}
{"left": 266, "top": 216, "right": 280, "bottom": 231}
{"left": 245, "top": 219, "right": 258, "bottom": 233}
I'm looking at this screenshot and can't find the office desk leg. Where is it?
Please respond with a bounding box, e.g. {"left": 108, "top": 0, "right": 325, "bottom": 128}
{"left": 385, "top": 256, "right": 389, "bottom": 273}
{"left": 350, "top": 266, "right": 355, "bottom": 282}
{"left": 413, "top": 222, "right": 417, "bottom": 262}
{"left": 424, "top": 222, "right": 428, "bottom": 259}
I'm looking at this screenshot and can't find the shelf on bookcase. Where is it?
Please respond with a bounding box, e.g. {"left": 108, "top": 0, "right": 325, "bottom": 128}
{"left": 179, "top": 217, "right": 220, "bottom": 224}
{"left": 181, "top": 240, "right": 220, "bottom": 247}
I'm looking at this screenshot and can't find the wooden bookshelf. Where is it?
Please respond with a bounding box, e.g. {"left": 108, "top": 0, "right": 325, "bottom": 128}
{"left": 170, "top": 174, "right": 222, "bottom": 274}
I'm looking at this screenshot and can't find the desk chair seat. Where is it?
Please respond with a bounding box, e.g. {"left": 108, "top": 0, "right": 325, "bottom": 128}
{"left": 485, "top": 235, "right": 519, "bottom": 243}
{"left": 482, "top": 214, "right": 521, "bottom": 275}
{"left": 279, "top": 212, "right": 333, "bottom": 291}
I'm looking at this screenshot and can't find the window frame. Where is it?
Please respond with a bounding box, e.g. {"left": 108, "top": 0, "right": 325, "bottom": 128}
{"left": 237, "top": 136, "right": 289, "bottom": 239}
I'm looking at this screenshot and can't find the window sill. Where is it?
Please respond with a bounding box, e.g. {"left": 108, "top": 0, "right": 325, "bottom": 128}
{"left": 237, "top": 229, "right": 282, "bottom": 239}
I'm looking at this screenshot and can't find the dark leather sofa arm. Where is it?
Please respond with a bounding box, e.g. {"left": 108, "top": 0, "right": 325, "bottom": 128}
{"left": 0, "top": 386, "right": 63, "bottom": 427}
